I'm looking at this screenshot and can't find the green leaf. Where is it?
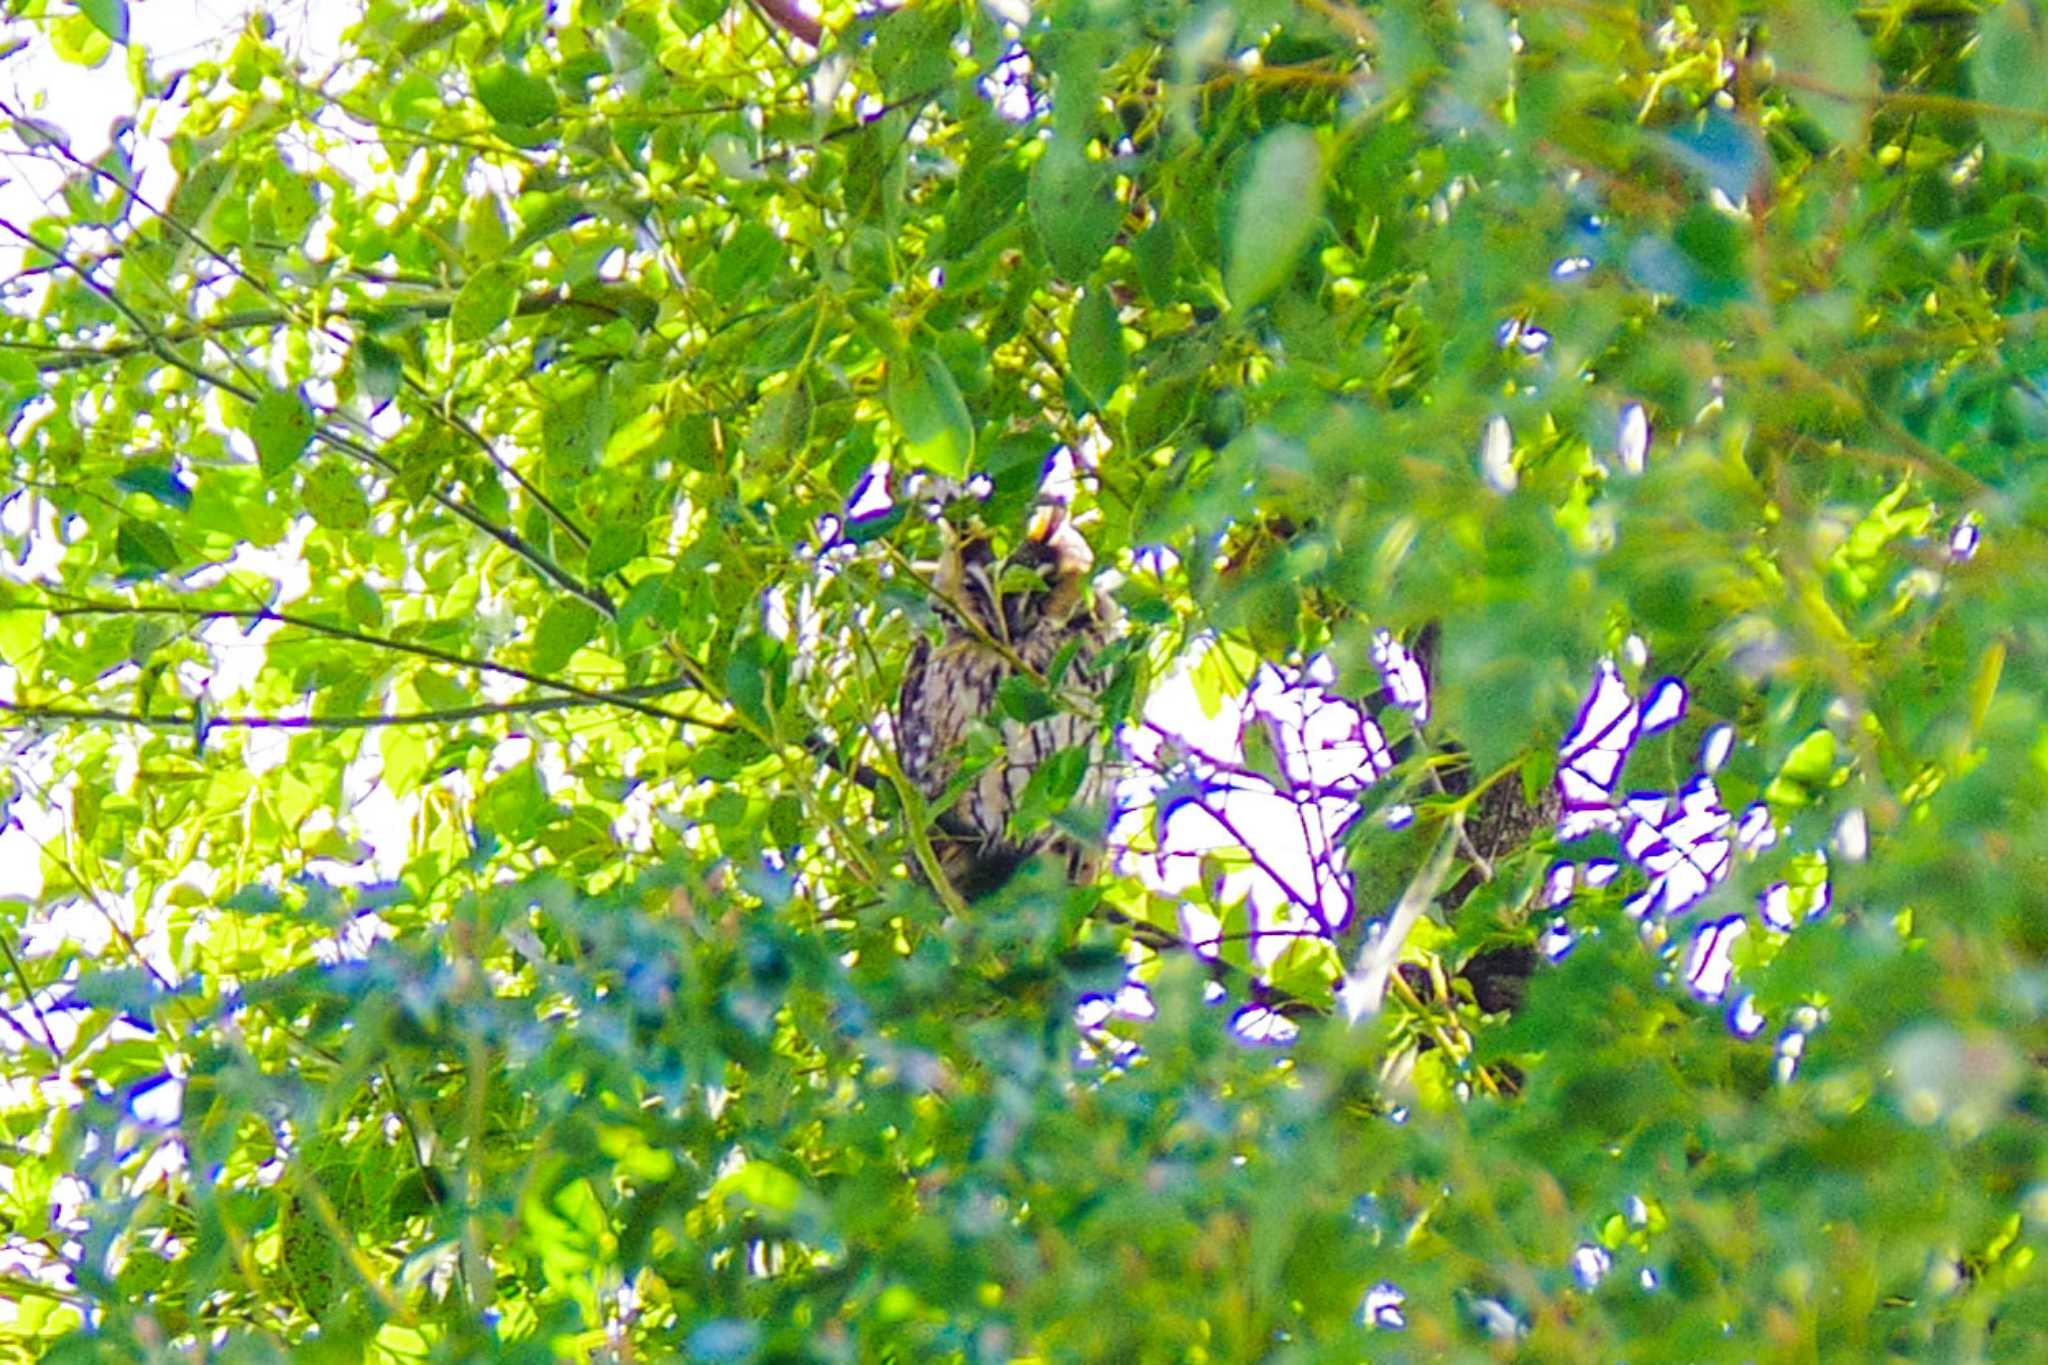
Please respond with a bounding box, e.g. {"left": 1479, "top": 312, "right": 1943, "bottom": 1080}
{"left": 751, "top": 378, "right": 814, "bottom": 457}
{"left": 996, "top": 675, "right": 1058, "bottom": 724}
{"left": 473, "top": 63, "right": 559, "bottom": 127}
{"left": 451, "top": 260, "right": 527, "bottom": 343}
{"left": 76, "top": 0, "right": 128, "bottom": 44}
{"left": 1066, "top": 286, "right": 1125, "bottom": 411}
{"left": 249, "top": 388, "right": 315, "bottom": 478}
{"left": 301, "top": 463, "right": 370, "bottom": 530}
{"left": 531, "top": 600, "right": 603, "bottom": 674}
{"left": 1767, "top": 728, "right": 1838, "bottom": 805}
{"left": 344, "top": 579, "right": 383, "bottom": 628}
{"left": 886, "top": 349, "right": 974, "bottom": 477}
{"left": 1131, "top": 219, "right": 1178, "bottom": 305}
{"left": 113, "top": 464, "right": 191, "bottom": 512}
{"left": 0, "top": 608, "right": 45, "bottom": 669}
{"left": 1029, "top": 142, "right": 1120, "bottom": 282}
{"left": 767, "top": 793, "right": 804, "bottom": 847}
{"left": 706, "top": 788, "right": 748, "bottom": 829}
{"left": 586, "top": 525, "right": 645, "bottom": 579}
{"left": 709, "top": 1160, "right": 803, "bottom": 1216}
{"left": 712, "top": 222, "right": 783, "bottom": 300}
{"left": 1974, "top": 2, "right": 2048, "bottom": 156}
{"left": 50, "top": 11, "right": 111, "bottom": 65}
{"left": 478, "top": 760, "right": 550, "bottom": 841}
{"left": 725, "top": 633, "right": 781, "bottom": 729}
{"left": 355, "top": 337, "right": 404, "bottom": 405}
{"left": 413, "top": 668, "right": 470, "bottom": 712}
{"left": 1228, "top": 126, "right": 1323, "bottom": 309}
{"left": 114, "top": 518, "right": 179, "bottom": 579}
{"left": 1767, "top": 0, "right": 1876, "bottom": 148}
{"left": 1012, "top": 744, "right": 1090, "bottom": 836}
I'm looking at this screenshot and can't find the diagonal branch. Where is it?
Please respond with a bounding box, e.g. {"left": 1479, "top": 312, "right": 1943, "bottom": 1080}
{"left": 41, "top": 600, "right": 726, "bottom": 730}
{"left": 1, "top": 680, "right": 704, "bottom": 734}
{"left": 0, "top": 217, "right": 612, "bottom": 616}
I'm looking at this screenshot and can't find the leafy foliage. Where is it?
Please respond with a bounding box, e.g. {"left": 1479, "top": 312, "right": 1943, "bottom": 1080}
{"left": 2, "top": 0, "right": 2047, "bottom": 1359}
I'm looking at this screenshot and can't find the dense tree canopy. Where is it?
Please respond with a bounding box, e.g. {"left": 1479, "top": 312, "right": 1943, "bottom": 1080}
{"left": 3, "top": 0, "right": 2048, "bottom": 1358}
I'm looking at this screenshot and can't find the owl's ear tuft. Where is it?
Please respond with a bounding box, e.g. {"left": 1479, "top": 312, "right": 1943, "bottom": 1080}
{"left": 1024, "top": 500, "right": 1094, "bottom": 578}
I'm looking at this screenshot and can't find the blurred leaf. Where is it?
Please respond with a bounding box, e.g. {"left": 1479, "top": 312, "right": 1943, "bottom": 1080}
{"left": 354, "top": 338, "right": 404, "bottom": 406}
{"left": 114, "top": 519, "right": 178, "bottom": 578}
{"left": 1768, "top": 0, "right": 1876, "bottom": 148}
{"left": 473, "top": 62, "right": 558, "bottom": 127}
{"left": 1973, "top": 2, "right": 2048, "bottom": 156}
{"left": 1030, "top": 142, "right": 1120, "bottom": 281}
{"left": 1228, "top": 126, "right": 1323, "bottom": 309}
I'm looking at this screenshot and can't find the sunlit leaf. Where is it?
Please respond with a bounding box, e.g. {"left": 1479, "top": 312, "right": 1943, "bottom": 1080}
{"left": 250, "top": 388, "right": 316, "bottom": 478}
{"left": 450, "top": 259, "right": 527, "bottom": 342}
{"left": 473, "top": 62, "right": 558, "bottom": 127}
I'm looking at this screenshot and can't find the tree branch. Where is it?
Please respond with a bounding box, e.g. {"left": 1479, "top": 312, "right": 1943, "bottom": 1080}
{"left": 40, "top": 600, "right": 729, "bottom": 730}
{"left": 1, "top": 681, "right": 706, "bottom": 734}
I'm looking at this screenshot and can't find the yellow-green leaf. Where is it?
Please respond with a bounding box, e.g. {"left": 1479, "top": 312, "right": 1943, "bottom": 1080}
{"left": 451, "top": 259, "right": 527, "bottom": 344}
{"left": 473, "top": 62, "right": 558, "bottom": 127}
{"left": 887, "top": 349, "right": 974, "bottom": 477}
{"left": 301, "top": 463, "right": 370, "bottom": 530}
{"left": 250, "top": 388, "right": 315, "bottom": 478}
{"left": 531, "top": 600, "right": 602, "bottom": 674}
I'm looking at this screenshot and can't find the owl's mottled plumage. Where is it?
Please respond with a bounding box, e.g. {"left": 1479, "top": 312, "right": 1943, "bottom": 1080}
{"left": 896, "top": 507, "right": 1117, "bottom": 899}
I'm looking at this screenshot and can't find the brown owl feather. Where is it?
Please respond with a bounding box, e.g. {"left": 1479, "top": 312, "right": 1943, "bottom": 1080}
{"left": 895, "top": 507, "right": 1117, "bottom": 899}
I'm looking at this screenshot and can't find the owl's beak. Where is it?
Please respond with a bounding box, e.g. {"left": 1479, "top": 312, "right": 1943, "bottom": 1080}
{"left": 1024, "top": 499, "right": 1065, "bottom": 543}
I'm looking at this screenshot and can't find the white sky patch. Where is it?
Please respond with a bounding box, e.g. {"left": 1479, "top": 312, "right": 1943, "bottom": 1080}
{"left": 1683, "top": 914, "right": 1743, "bottom": 1000}
{"left": 0, "top": 493, "right": 66, "bottom": 583}
{"left": 1038, "top": 445, "right": 1080, "bottom": 505}
{"left": 1540, "top": 916, "right": 1575, "bottom": 960}
{"left": 1544, "top": 862, "right": 1574, "bottom": 907}
{"left": 1370, "top": 629, "right": 1428, "bottom": 724}
{"left": 1361, "top": 1281, "right": 1406, "bottom": 1330}
{"left": 1948, "top": 514, "right": 1981, "bottom": 563}
{"left": 1734, "top": 801, "right": 1776, "bottom": 853}
{"left": 1759, "top": 881, "right": 1794, "bottom": 932}
{"left": 1833, "top": 805, "right": 1868, "bottom": 863}
{"left": 1699, "top": 723, "right": 1733, "bottom": 773}
{"left": 1230, "top": 1003, "right": 1298, "bottom": 1045}
{"left": 1638, "top": 676, "right": 1686, "bottom": 733}
{"left": 1479, "top": 414, "right": 1516, "bottom": 493}
{"left": 1775, "top": 1024, "right": 1806, "bottom": 1084}
{"left": 1616, "top": 401, "right": 1649, "bottom": 475}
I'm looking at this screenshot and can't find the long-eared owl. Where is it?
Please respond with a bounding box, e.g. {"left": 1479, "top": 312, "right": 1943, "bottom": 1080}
{"left": 895, "top": 501, "right": 1118, "bottom": 900}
